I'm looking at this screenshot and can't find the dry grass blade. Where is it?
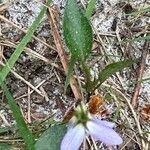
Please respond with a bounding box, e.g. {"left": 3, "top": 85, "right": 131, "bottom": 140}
{"left": 0, "top": 40, "right": 50, "bottom": 63}
{"left": 102, "top": 83, "right": 146, "bottom": 149}
{"left": 0, "top": 14, "right": 56, "bottom": 51}
{"left": 15, "top": 80, "right": 46, "bottom": 100}
{"left": 0, "top": 41, "right": 60, "bottom": 69}
{"left": 39, "top": 86, "right": 49, "bottom": 102}
{"left": 0, "top": 3, "right": 9, "bottom": 12}
{"left": 0, "top": 61, "right": 43, "bottom": 96}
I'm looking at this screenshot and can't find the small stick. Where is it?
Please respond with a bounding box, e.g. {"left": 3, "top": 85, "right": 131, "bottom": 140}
{"left": 39, "top": 86, "right": 49, "bottom": 102}
{"left": 131, "top": 40, "right": 149, "bottom": 108}
{"left": 0, "top": 111, "right": 10, "bottom": 126}
{"left": 15, "top": 80, "right": 46, "bottom": 100}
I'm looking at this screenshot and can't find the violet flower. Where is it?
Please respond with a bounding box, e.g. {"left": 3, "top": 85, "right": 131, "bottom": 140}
{"left": 61, "top": 105, "right": 123, "bottom": 150}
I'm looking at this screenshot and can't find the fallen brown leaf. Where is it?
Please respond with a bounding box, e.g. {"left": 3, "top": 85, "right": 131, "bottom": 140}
{"left": 140, "top": 104, "right": 150, "bottom": 121}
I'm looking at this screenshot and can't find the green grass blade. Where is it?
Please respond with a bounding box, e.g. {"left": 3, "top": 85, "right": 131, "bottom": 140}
{"left": 85, "top": 0, "right": 96, "bottom": 18}
{"left": 0, "top": 0, "right": 52, "bottom": 83}
{"left": 0, "top": 143, "right": 11, "bottom": 150}
{"left": 0, "top": 80, "right": 35, "bottom": 150}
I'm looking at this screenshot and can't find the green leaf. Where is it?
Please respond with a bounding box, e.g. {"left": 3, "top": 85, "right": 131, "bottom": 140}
{"left": 0, "top": 1, "right": 52, "bottom": 149}
{"left": 63, "top": 0, "right": 93, "bottom": 61}
{"left": 35, "top": 124, "right": 67, "bottom": 150}
{"left": 0, "top": 143, "right": 11, "bottom": 150}
{"left": 64, "top": 56, "right": 77, "bottom": 93}
{"left": 0, "top": 80, "right": 35, "bottom": 150}
{"left": 86, "top": 0, "right": 96, "bottom": 18}
{"left": 0, "top": 0, "right": 52, "bottom": 83}
{"left": 94, "top": 59, "right": 136, "bottom": 89}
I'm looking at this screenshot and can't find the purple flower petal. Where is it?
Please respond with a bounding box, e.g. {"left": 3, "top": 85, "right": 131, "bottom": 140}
{"left": 92, "top": 117, "right": 116, "bottom": 128}
{"left": 87, "top": 121, "right": 123, "bottom": 145}
{"left": 61, "top": 124, "right": 85, "bottom": 150}
{"left": 67, "top": 117, "right": 77, "bottom": 130}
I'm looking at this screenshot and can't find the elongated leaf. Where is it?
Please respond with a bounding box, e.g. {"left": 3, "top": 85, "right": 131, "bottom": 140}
{"left": 0, "top": 143, "right": 11, "bottom": 150}
{"left": 0, "top": 1, "right": 52, "bottom": 149}
{"left": 63, "top": 0, "right": 93, "bottom": 61}
{"left": 0, "top": 80, "right": 35, "bottom": 150}
{"left": 35, "top": 124, "right": 67, "bottom": 150}
{"left": 0, "top": 0, "right": 52, "bottom": 83}
{"left": 86, "top": 0, "right": 96, "bottom": 18}
{"left": 94, "top": 59, "right": 136, "bottom": 88}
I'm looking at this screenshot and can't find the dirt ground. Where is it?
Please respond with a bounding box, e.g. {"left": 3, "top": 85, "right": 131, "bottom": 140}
{"left": 0, "top": 0, "right": 150, "bottom": 149}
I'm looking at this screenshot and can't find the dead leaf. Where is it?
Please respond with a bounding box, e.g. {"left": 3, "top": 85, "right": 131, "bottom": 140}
{"left": 88, "top": 95, "right": 103, "bottom": 114}
{"left": 140, "top": 104, "right": 150, "bottom": 121}
{"left": 88, "top": 95, "right": 109, "bottom": 117}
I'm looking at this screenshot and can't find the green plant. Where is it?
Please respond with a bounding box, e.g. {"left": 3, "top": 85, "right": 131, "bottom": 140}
{"left": 64, "top": 0, "right": 135, "bottom": 96}
{"left": 0, "top": 0, "right": 138, "bottom": 149}
{"left": 0, "top": 0, "right": 52, "bottom": 149}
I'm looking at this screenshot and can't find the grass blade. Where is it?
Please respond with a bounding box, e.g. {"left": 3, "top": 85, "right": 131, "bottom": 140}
{"left": 0, "top": 80, "right": 35, "bottom": 150}
{"left": 140, "top": 77, "right": 150, "bottom": 83}
{"left": 86, "top": 0, "right": 96, "bottom": 18}
{"left": 0, "top": 0, "right": 52, "bottom": 83}
{"left": 0, "top": 143, "right": 11, "bottom": 150}
{"left": 0, "top": 1, "right": 52, "bottom": 149}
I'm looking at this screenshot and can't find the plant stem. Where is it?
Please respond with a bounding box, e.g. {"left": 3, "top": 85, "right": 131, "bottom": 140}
{"left": 81, "top": 61, "right": 92, "bottom": 95}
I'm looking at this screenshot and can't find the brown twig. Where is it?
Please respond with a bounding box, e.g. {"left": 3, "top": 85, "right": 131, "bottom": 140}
{"left": 47, "top": 5, "right": 82, "bottom": 100}
{"left": 131, "top": 40, "right": 149, "bottom": 108}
